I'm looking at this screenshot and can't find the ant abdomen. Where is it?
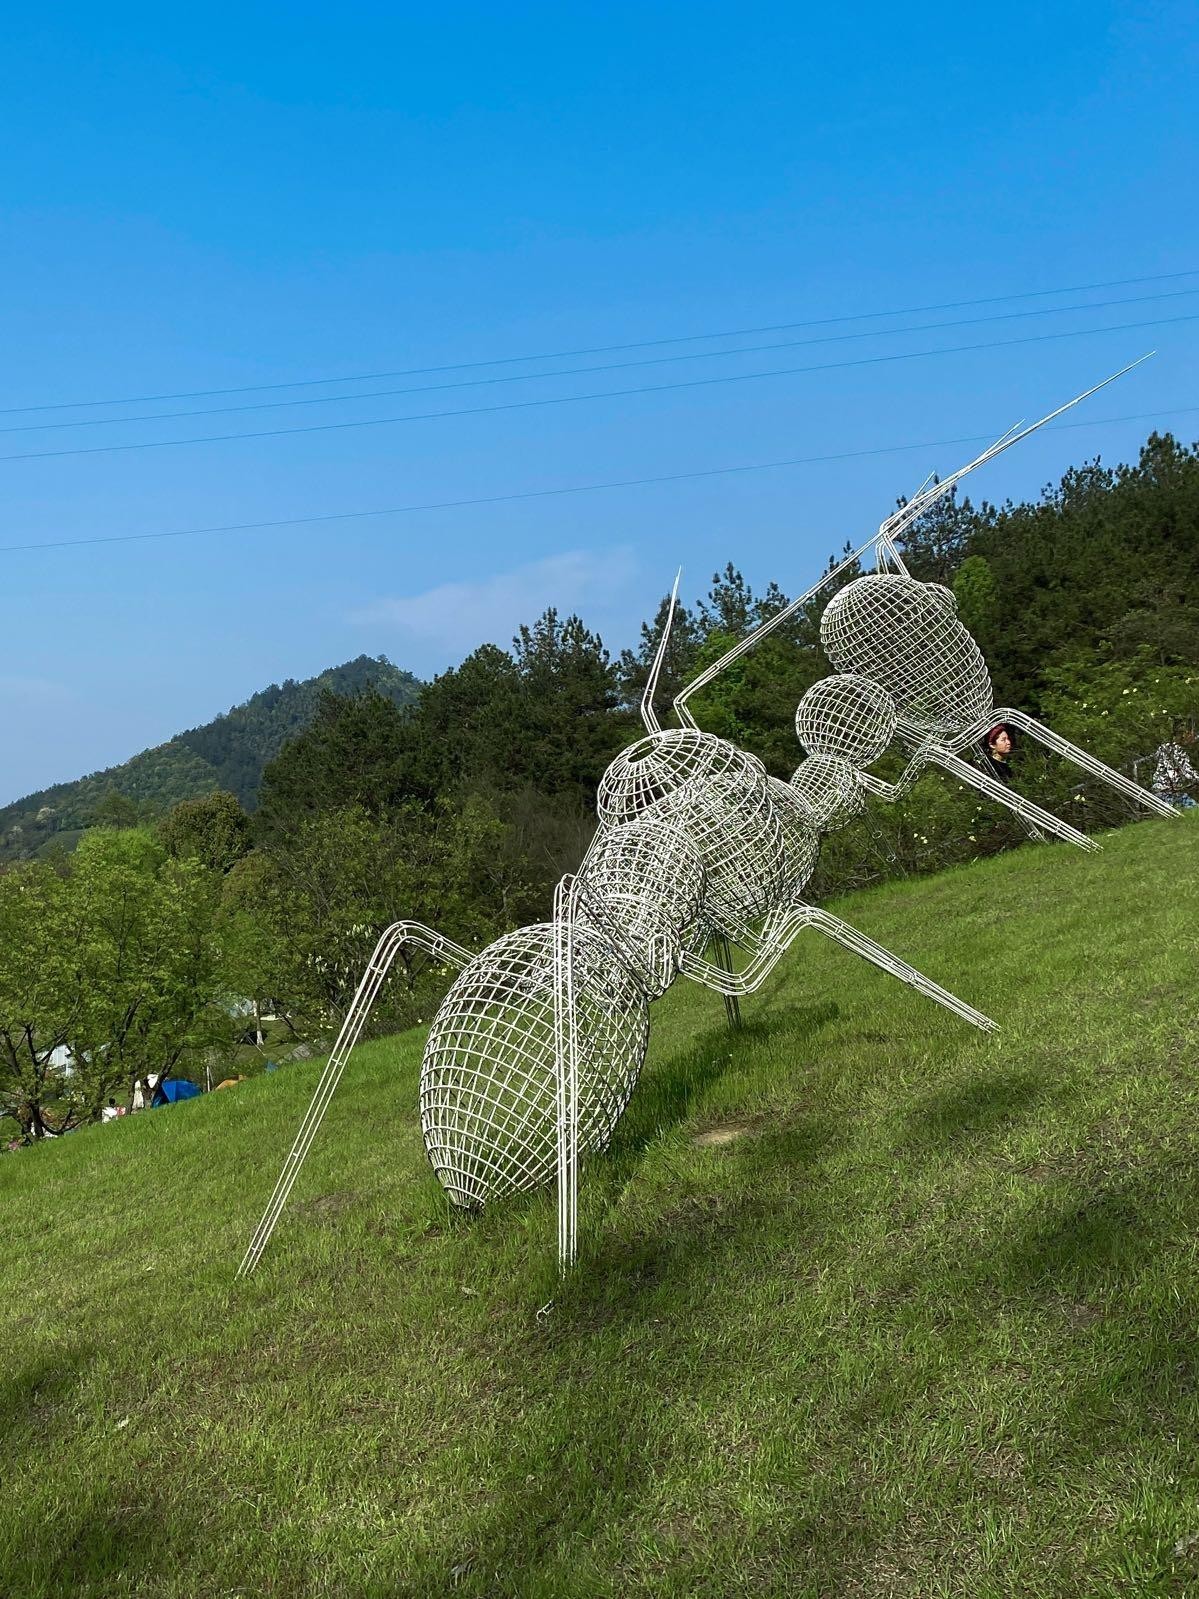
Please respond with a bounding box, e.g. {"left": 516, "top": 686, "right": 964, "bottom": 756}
{"left": 419, "top": 923, "right": 649, "bottom": 1211}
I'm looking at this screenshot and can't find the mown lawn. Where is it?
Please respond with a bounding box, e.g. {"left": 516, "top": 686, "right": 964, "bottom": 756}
{"left": 2, "top": 815, "right": 1198, "bottom": 1598}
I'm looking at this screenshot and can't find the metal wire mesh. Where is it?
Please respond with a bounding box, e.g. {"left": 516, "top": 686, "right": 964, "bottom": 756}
{"left": 644, "top": 769, "right": 787, "bottom": 940}
{"left": 788, "top": 753, "right": 866, "bottom": 833}
{"left": 796, "top": 673, "right": 898, "bottom": 767}
{"left": 420, "top": 923, "right": 649, "bottom": 1210}
{"left": 597, "top": 727, "right": 755, "bottom": 825}
{"left": 578, "top": 817, "right": 705, "bottom": 995}
{"left": 767, "top": 777, "right": 820, "bottom": 900}
{"left": 820, "top": 574, "right": 993, "bottom": 738}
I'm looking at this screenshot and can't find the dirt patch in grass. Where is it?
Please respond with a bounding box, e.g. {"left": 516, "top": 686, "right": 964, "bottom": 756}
{"left": 691, "top": 1122, "right": 756, "bottom": 1148}
{"left": 294, "top": 1188, "right": 362, "bottom": 1222}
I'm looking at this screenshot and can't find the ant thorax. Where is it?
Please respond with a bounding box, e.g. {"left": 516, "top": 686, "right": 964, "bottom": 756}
{"left": 578, "top": 818, "right": 705, "bottom": 996}
{"left": 796, "top": 674, "right": 898, "bottom": 768}
{"left": 820, "top": 574, "right": 993, "bottom": 739}
{"left": 644, "top": 771, "right": 787, "bottom": 937}
{"left": 767, "top": 777, "right": 820, "bottom": 898}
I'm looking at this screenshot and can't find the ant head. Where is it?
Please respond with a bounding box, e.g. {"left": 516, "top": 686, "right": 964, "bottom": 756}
{"left": 819, "top": 573, "right": 992, "bottom": 737}
{"left": 795, "top": 674, "right": 897, "bottom": 767}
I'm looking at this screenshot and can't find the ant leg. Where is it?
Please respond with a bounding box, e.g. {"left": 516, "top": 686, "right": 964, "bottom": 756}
{"left": 794, "top": 905, "right": 997, "bottom": 1032}
{"left": 927, "top": 748, "right": 1099, "bottom": 851}
{"left": 680, "top": 908, "right": 800, "bottom": 996}
{"left": 710, "top": 932, "right": 743, "bottom": 1029}
{"left": 552, "top": 877, "right": 584, "bottom": 1272}
{"left": 237, "top": 922, "right": 474, "bottom": 1277}
{"left": 682, "top": 907, "right": 994, "bottom": 1032}
{"left": 987, "top": 708, "right": 1177, "bottom": 820}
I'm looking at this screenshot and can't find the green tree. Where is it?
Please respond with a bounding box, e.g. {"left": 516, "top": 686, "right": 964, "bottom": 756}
{"left": 90, "top": 789, "right": 142, "bottom": 830}
{"left": 65, "top": 829, "right": 233, "bottom": 1111}
{"left": 896, "top": 486, "right": 977, "bottom": 583}
{"left": 952, "top": 555, "right": 999, "bottom": 653}
{"left": 510, "top": 609, "right": 628, "bottom": 800}
{"left": 0, "top": 861, "right": 78, "bottom": 1140}
{"left": 158, "top": 790, "right": 252, "bottom": 874}
{"left": 225, "top": 797, "right": 526, "bottom": 1041}
{"left": 1038, "top": 651, "right": 1198, "bottom": 772}
{"left": 256, "top": 688, "right": 414, "bottom": 832}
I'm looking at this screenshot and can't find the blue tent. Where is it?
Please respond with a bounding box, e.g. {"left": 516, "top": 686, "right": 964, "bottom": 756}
{"left": 151, "top": 1078, "right": 201, "bottom": 1107}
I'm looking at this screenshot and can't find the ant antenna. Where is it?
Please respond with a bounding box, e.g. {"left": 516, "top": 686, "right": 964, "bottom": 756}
{"left": 880, "top": 353, "right": 1154, "bottom": 551}
{"left": 673, "top": 354, "right": 1153, "bottom": 729}
{"left": 641, "top": 569, "right": 682, "bottom": 734}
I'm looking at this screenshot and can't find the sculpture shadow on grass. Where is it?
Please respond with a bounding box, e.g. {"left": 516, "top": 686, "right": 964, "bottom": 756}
{"left": 0, "top": 1349, "right": 95, "bottom": 1458}
{"left": 5, "top": 1498, "right": 166, "bottom": 1599}
{"left": 403, "top": 1113, "right": 851, "bottom": 1597}
{"left": 899, "top": 1067, "right": 1051, "bottom": 1156}
{"left": 1005, "top": 1173, "right": 1159, "bottom": 1294}
{"left": 602, "top": 998, "right": 842, "bottom": 1179}
{"left": 0, "top": 1350, "right": 172, "bottom": 1598}
{"left": 429, "top": 1146, "right": 1197, "bottom": 1599}
{"left": 435, "top": 999, "right": 843, "bottom": 1247}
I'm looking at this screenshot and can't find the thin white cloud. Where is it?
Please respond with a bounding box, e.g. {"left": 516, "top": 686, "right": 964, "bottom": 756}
{"left": 0, "top": 674, "right": 72, "bottom": 703}
{"left": 352, "top": 546, "right": 643, "bottom": 655}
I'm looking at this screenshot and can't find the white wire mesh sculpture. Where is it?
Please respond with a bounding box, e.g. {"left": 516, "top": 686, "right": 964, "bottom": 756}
{"left": 239, "top": 575, "right": 994, "bottom": 1282}
{"left": 788, "top": 752, "right": 868, "bottom": 833}
{"left": 795, "top": 674, "right": 897, "bottom": 768}
{"left": 790, "top": 671, "right": 1095, "bottom": 850}
{"left": 241, "top": 363, "right": 1167, "bottom": 1283}
{"left": 420, "top": 920, "right": 649, "bottom": 1210}
{"left": 577, "top": 817, "right": 706, "bottom": 996}
{"left": 817, "top": 572, "right": 1176, "bottom": 836}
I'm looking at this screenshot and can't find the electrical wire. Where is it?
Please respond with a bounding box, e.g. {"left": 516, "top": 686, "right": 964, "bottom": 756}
{"left": 5, "top": 401, "right": 1194, "bottom": 556}
{"left": 4, "top": 266, "right": 1197, "bottom": 417}
{"left": 1, "top": 312, "right": 1193, "bottom": 466}
{"left": 4, "top": 286, "right": 1195, "bottom": 435}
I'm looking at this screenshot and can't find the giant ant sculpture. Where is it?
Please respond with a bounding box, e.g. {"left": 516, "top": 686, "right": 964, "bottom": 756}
{"left": 240, "top": 360, "right": 1168, "bottom": 1281}
{"left": 239, "top": 586, "right": 992, "bottom": 1279}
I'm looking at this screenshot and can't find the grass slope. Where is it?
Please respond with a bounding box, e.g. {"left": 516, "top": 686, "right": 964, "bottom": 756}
{"left": 2, "top": 816, "right": 1198, "bottom": 1598}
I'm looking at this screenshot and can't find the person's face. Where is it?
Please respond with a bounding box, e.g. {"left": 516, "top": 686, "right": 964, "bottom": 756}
{"left": 991, "top": 730, "right": 1012, "bottom": 757}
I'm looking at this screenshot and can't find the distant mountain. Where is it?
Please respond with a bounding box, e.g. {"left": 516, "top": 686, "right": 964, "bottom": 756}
{"left": 0, "top": 655, "right": 421, "bottom": 863}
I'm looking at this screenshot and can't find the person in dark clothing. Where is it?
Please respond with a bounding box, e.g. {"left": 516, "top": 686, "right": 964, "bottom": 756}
{"left": 979, "top": 723, "right": 1014, "bottom": 785}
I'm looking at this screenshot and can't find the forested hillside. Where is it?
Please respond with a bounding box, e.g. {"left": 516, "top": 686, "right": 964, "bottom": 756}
{"left": 0, "top": 655, "right": 420, "bottom": 863}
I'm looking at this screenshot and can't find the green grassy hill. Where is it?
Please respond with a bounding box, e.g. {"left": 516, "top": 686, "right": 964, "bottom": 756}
{"left": 2, "top": 816, "right": 1198, "bottom": 1598}
{"left": 0, "top": 654, "right": 421, "bottom": 862}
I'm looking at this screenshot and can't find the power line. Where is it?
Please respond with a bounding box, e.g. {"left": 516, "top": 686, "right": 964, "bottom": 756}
{"left": 4, "top": 266, "right": 1198, "bottom": 418}
{"left": 5, "top": 402, "right": 1194, "bottom": 556}
{"left": 4, "top": 287, "right": 1195, "bottom": 436}
{"left": 1, "top": 312, "right": 1192, "bottom": 467}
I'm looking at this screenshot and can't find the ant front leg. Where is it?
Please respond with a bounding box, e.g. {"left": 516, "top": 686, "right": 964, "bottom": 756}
{"left": 981, "top": 709, "right": 1178, "bottom": 820}
{"left": 924, "top": 747, "right": 1099, "bottom": 852}
{"left": 791, "top": 904, "right": 997, "bottom": 1032}
{"left": 681, "top": 904, "right": 995, "bottom": 1031}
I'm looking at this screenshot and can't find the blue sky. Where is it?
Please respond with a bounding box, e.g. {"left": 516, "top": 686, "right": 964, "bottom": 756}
{"left": 2, "top": 1, "right": 1197, "bottom": 803}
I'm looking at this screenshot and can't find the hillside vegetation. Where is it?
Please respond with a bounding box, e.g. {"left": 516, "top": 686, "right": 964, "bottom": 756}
{"left": 0, "top": 655, "right": 419, "bottom": 863}
{"left": 2, "top": 814, "right": 1198, "bottom": 1598}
